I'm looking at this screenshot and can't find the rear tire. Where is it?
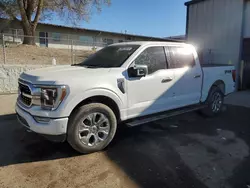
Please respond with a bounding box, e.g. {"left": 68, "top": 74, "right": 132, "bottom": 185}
{"left": 67, "top": 103, "right": 117, "bottom": 154}
{"left": 200, "top": 86, "right": 224, "bottom": 117}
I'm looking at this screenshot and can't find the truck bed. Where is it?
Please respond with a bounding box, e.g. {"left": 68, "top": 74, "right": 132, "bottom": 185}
{"left": 201, "top": 64, "right": 234, "bottom": 67}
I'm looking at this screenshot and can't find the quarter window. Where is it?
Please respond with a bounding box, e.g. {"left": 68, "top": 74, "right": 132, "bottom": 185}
{"left": 167, "top": 46, "right": 195, "bottom": 69}
{"left": 134, "top": 47, "right": 167, "bottom": 74}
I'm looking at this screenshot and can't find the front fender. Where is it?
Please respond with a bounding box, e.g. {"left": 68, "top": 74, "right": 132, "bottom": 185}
{"left": 62, "top": 88, "right": 124, "bottom": 117}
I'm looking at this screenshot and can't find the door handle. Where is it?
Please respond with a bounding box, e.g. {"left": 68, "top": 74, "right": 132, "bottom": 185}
{"left": 194, "top": 75, "right": 201, "bottom": 78}
{"left": 162, "top": 78, "right": 173, "bottom": 83}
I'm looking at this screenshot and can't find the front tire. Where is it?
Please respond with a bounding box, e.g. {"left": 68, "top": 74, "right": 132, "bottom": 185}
{"left": 201, "top": 86, "right": 224, "bottom": 117}
{"left": 67, "top": 103, "right": 117, "bottom": 154}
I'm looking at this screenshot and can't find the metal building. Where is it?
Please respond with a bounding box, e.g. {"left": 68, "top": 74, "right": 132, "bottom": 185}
{"left": 185, "top": 0, "right": 250, "bottom": 89}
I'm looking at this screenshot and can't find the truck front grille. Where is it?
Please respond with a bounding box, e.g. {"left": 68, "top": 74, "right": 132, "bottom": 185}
{"left": 19, "top": 82, "right": 32, "bottom": 107}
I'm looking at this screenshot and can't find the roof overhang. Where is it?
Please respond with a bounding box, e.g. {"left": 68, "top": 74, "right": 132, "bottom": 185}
{"left": 0, "top": 18, "right": 174, "bottom": 42}
{"left": 185, "top": 0, "right": 207, "bottom": 6}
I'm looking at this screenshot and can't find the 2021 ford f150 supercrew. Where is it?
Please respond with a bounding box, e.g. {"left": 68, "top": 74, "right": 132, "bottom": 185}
{"left": 16, "top": 42, "right": 235, "bottom": 153}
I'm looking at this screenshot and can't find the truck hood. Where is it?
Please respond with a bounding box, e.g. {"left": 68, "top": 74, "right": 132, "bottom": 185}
{"left": 20, "top": 65, "right": 111, "bottom": 85}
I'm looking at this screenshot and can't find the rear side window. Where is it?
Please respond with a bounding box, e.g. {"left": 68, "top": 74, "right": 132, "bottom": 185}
{"left": 134, "top": 47, "right": 167, "bottom": 74}
{"left": 166, "top": 46, "right": 195, "bottom": 69}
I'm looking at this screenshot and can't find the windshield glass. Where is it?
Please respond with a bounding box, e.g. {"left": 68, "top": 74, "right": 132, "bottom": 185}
{"left": 76, "top": 45, "right": 140, "bottom": 68}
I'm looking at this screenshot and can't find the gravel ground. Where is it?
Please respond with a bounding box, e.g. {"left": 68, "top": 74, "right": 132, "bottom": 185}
{"left": 0, "top": 94, "right": 250, "bottom": 188}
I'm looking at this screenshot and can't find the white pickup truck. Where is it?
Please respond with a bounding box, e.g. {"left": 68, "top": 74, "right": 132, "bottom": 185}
{"left": 16, "top": 42, "right": 235, "bottom": 153}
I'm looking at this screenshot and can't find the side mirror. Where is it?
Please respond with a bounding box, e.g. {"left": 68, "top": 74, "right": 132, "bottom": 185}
{"left": 128, "top": 65, "right": 148, "bottom": 77}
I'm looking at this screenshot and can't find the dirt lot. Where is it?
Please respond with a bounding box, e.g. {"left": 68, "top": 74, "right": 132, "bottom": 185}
{"left": 0, "top": 94, "right": 250, "bottom": 188}
{"left": 0, "top": 45, "right": 94, "bottom": 65}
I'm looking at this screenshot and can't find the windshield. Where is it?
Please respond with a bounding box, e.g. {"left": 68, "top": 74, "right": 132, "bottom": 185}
{"left": 76, "top": 45, "right": 140, "bottom": 68}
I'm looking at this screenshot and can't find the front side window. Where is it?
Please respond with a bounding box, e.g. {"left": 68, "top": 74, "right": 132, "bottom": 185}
{"left": 134, "top": 47, "right": 167, "bottom": 74}
{"left": 75, "top": 45, "right": 140, "bottom": 68}
{"left": 167, "top": 46, "right": 195, "bottom": 69}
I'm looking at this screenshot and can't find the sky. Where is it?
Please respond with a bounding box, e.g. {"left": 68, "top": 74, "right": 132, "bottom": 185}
{"left": 51, "top": 0, "right": 187, "bottom": 38}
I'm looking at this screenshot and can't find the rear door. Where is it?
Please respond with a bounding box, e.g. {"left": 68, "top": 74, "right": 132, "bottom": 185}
{"left": 165, "top": 45, "right": 202, "bottom": 107}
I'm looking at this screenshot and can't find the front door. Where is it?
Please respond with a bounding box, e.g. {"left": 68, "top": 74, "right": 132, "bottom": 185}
{"left": 166, "top": 46, "right": 202, "bottom": 107}
{"left": 126, "top": 46, "right": 175, "bottom": 119}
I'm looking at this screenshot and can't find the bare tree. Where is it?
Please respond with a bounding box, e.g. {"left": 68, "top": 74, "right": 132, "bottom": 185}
{"left": 0, "top": 0, "right": 110, "bottom": 45}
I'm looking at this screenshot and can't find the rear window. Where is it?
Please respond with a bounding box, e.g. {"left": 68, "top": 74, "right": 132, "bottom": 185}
{"left": 166, "top": 46, "right": 195, "bottom": 69}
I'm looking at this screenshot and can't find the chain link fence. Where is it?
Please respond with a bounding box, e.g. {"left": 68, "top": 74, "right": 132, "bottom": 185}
{"left": 0, "top": 33, "right": 107, "bottom": 65}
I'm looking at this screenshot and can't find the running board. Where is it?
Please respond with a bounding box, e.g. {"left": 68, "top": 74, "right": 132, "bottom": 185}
{"left": 126, "top": 105, "right": 206, "bottom": 127}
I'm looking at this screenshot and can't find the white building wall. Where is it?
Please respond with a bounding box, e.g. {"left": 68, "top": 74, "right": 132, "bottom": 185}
{"left": 1, "top": 19, "right": 166, "bottom": 51}
{"left": 187, "top": 0, "right": 244, "bottom": 66}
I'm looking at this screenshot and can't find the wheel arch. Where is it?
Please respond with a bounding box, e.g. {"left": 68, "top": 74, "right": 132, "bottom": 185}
{"left": 69, "top": 95, "right": 121, "bottom": 122}
{"left": 210, "top": 80, "right": 226, "bottom": 95}
{"left": 200, "top": 80, "right": 225, "bottom": 117}
{"left": 203, "top": 80, "right": 226, "bottom": 102}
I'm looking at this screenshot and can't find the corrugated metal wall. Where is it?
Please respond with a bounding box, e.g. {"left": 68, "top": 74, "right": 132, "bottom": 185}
{"left": 187, "top": 0, "right": 244, "bottom": 66}
{"left": 243, "top": 1, "right": 250, "bottom": 37}
{"left": 242, "top": 2, "right": 250, "bottom": 89}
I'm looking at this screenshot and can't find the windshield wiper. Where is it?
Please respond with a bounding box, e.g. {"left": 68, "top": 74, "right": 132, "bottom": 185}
{"left": 72, "top": 64, "right": 103, "bottom": 68}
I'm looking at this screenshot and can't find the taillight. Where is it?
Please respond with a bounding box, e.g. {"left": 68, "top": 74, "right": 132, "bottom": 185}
{"left": 232, "top": 70, "right": 236, "bottom": 82}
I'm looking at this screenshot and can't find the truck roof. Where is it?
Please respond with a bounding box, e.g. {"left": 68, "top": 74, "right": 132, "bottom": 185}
{"left": 111, "top": 41, "right": 187, "bottom": 46}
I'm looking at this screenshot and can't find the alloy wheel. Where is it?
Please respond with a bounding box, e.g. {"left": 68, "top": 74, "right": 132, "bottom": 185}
{"left": 78, "top": 113, "right": 110, "bottom": 147}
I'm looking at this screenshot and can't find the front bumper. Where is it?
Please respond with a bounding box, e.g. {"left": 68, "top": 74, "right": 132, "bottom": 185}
{"left": 16, "top": 104, "right": 68, "bottom": 140}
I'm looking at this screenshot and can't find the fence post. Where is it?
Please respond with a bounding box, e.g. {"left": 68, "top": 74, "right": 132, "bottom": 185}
{"left": 71, "top": 40, "right": 74, "bottom": 65}
{"left": 2, "top": 34, "right": 6, "bottom": 64}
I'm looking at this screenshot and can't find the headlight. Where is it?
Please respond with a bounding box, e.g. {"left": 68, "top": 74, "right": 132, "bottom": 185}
{"left": 33, "top": 86, "right": 67, "bottom": 110}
